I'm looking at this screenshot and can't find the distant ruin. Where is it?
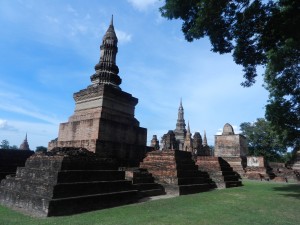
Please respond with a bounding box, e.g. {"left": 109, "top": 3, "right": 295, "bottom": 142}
{"left": 159, "top": 100, "right": 211, "bottom": 156}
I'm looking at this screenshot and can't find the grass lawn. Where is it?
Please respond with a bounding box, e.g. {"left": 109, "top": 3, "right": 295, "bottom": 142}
{"left": 0, "top": 180, "right": 299, "bottom": 225}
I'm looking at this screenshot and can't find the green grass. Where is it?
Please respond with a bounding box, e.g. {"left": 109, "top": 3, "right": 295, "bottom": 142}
{"left": 0, "top": 180, "right": 299, "bottom": 225}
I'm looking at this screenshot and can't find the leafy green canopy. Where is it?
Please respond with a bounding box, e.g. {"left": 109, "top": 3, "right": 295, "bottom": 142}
{"left": 240, "top": 118, "right": 288, "bottom": 162}
{"left": 160, "top": 0, "right": 300, "bottom": 149}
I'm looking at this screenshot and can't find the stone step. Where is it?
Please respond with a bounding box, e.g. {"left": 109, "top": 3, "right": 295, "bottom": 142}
{"left": 1, "top": 179, "right": 136, "bottom": 199}
{"left": 25, "top": 157, "right": 118, "bottom": 171}
{"left": 132, "top": 172, "right": 153, "bottom": 178}
{"left": 140, "top": 163, "right": 197, "bottom": 172}
{"left": 141, "top": 160, "right": 196, "bottom": 167}
{"left": 49, "top": 190, "right": 140, "bottom": 216}
{"left": 57, "top": 170, "right": 126, "bottom": 183}
{"left": 133, "top": 183, "right": 164, "bottom": 191}
{"left": 54, "top": 180, "right": 135, "bottom": 198}
{"left": 179, "top": 184, "right": 211, "bottom": 195}
{"left": 0, "top": 188, "right": 139, "bottom": 217}
{"left": 139, "top": 188, "right": 166, "bottom": 197}
{"left": 176, "top": 170, "right": 205, "bottom": 178}
{"left": 132, "top": 176, "right": 154, "bottom": 184}
{"left": 16, "top": 168, "right": 126, "bottom": 183}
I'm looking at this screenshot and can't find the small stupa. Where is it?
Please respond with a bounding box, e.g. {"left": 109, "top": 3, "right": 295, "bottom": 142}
{"left": 19, "top": 133, "right": 30, "bottom": 150}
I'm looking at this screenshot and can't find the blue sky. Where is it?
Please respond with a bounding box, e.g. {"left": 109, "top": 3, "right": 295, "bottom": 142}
{"left": 0, "top": 0, "right": 269, "bottom": 150}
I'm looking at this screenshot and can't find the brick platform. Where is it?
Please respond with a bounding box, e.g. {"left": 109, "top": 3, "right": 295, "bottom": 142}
{"left": 140, "top": 150, "right": 214, "bottom": 195}
{"left": 125, "top": 168, "right": 166, "bottom": 197}
{"left": 196, "top": 156, "right": 242, "bottom": 188}
{"left": 0, "top": 148, "right": 139, "bottom": 217}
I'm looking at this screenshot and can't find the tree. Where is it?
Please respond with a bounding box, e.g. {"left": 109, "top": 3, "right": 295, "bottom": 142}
{"left": 240, "top": 118, "right": 287, "bottom": 162}
{"left": 0, "top": 139, "right": 10, "bottom": 149}
{"left": 160, "top": 0, "right": 300, "bottom": 149}
{"left": 9, "top": 145, "right": 18, "bottom": 150}
{"left": 35, "top": 146, "right": 47, "bottom": 154}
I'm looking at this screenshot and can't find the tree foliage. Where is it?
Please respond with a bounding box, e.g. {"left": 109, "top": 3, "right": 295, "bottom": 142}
{"left": 240, "top": 118, "right": 287, "bottom": 161}
{"left": 35, "top": 146, "right": 47, "bottom": 153}
{"left": 0, "top": 139, "right": 10, "bottom": 149}
{"left": 160, "top": 0, "right": 300, "bottom": 148}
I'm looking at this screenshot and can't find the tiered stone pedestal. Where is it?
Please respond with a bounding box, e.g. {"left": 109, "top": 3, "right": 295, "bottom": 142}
{"left": 125, "top": 168, "right": 166, "bottom": 197}
{"left": 0, "top": 150, "right": 34, "bottom": 181}
{"left": 196, "top": 156, "right": 242, "bottom": 188}
{"left": 0, "top": 148, "right": 139, "bottom": 217}
{"left": 49, "top": 84, "right": 147, "bottom": 167}
{"left": 140, "top": 150, "right": 214, "bottom": 195}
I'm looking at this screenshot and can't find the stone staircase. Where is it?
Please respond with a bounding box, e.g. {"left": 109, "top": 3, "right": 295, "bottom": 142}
{"left": 140, "top": 150, "right": 214, "bottom": 195}
{"left": 125, "top": 168, "right": 166, "bottom": 197}
{"left": 0, "top": 148, "right": 139, "bottom": 217}
{"left": 196, "top": 156, "right": 242, "bottom": 189}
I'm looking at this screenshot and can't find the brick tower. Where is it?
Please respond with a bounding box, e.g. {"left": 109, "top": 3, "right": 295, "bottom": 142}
{"left": 49, "top": 17, "right": 147, "bottom": 166}
{"left": 174, "top": 99, "right": 186, "bottom": 150}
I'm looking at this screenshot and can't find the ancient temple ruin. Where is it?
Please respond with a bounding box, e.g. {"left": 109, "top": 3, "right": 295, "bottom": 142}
{"left": 49, "top": 16, "right": 147, "bottom": 166}
{"left": 0, "top": 17, "right": 151, "bottom": 217}
{"left": 214, "top": 123, "right": 247, "bottom": 176}
{"left": 173, "top": 99, "right": 186, "bottom": 150}
{"left": 19, "top": 134, "right": 30, "bottom": 151}
{"left": 159, "top": 100, "right": 210, "bottom": 155}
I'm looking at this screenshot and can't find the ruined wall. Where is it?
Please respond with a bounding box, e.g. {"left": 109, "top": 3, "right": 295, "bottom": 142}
{"left": 214, "top": 134, "right": 248, "bottom": 157}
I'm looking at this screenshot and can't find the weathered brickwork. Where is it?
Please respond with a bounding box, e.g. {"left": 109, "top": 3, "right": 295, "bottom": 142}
{"left": 244, "top": 156, "right": 268, "bottom": 180}
{"left": 196, "top": 156, "right": 242, "bottom": 188}
{"left": 213, "top": 123, "right": 247, "bottom": 177}
{"left": 0, "top": 148, "right": 139, "bottom": 217}
{"left": 48, "top": 18, "right": 147, "bottom": 166}
{"left": 140, "top": 150, "right": 214, "bottom": 195}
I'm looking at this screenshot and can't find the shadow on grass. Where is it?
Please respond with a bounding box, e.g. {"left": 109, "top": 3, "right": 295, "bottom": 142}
{"left": 273, "top": 184, "right": 300, "bottom": 199}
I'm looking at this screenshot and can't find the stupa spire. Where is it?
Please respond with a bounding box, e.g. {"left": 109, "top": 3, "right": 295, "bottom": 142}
{"left": 90, "top": 16, "right": 121, "bottom": 88}
{"left": 174, "top": 99, "right": 186, "bottom": 150}
{"left": 203, "top": 130, "right": 208, "bottom": 146}
{"left": 176, "top": 98, "right": 185, "bottom": 125}
{"left": 19, "top": 133, "right": 30, "bottom": 150}
{"left": 187, "top": 121, "right": 191, "bottom": 134}
{"left": 110, "top": 14, "right": 113, "bottom": 26}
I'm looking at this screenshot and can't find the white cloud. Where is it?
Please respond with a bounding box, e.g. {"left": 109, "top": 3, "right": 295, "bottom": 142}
{"left": 0, "top": 119, "right": 18, "bottom": 131}
{"left": 127, "top": 0, "right": 159, "bottom": 11}
{"left": 45, "top": 15, "right": 60, "bottom": 24}
{"left": 115, "top": 29, "right": 132, "bottom": 44}
{"left": 66, "top": 4, "right": 78, "bottom": 16}
{"left": 0, "top": 86, "right": 61, "bottom": 125}
{"left": 0, "top": 119, "right": 8, "bottom": 129}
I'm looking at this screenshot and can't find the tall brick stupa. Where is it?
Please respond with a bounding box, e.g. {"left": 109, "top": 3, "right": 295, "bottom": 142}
{"left": 49, "top": 17, "right": 147, "bottom": 166}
